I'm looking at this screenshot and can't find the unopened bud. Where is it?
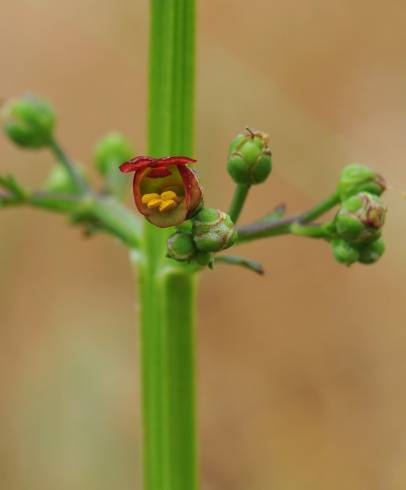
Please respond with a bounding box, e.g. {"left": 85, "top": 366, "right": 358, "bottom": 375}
{"left": 194, "top": 251, "right": 214, "bottom": 267}
{"left": 358, "top": 237, "right": 385, "bottom": 265}
{"left": 2, "top": 95, "right": 55, "bottom": 149}
{"left": 227, "top": 128, "right": 272, "bottom": 185}
{"left": 334, "top": 192, "right": 386, "bottom": 244}
{"left": 338, "top": 163, "right": 386, "bottom": 201}
{"left": 192, "top": 208, "right": 237, "bottom": 252}
{"left": 331, "top": 238, "right": 359, "bottom": 266}
{"left": 167, "top": 231, "right": 197, "bottom": 262}
{"left": 94, "top": 133, "right": 134, "bottom": 198}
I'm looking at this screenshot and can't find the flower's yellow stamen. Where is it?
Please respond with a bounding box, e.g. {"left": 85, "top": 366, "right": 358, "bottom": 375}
{"left": 142, "top": 193, "right": 160, "bottom": 204}
{"left": 159, "top": 199, "right": 177, "bottom": 212}
{"left": 161, "top": 190, "right": 178, "bottom": 201}
{"left": 147, "top": 198, "right": 162, "bottom": 209}
{"left": 143, "top": 191, "right": 180, "bottom": 212}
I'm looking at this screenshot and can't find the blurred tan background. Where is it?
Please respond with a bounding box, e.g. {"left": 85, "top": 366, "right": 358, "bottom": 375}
{"left": 1, "top": 1, "right": 406, "bottom": 489}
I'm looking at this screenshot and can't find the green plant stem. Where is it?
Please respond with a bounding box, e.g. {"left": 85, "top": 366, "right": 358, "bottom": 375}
{"left": 137, "top": 1, "right": 198, "bottom": 490}
{"left": 228, "top": 184, "right": 250, "bottom": 223}
{"left": 300, "top": 191, "right": 340, "bottom": 222}
{"left": 161, "top": 270, "right": 197, "bottom": 490}
{"left": 0, "top": 191, "right": 140, "bottom": 247}
{"left": 236, "top": 191, "right": 340, "bottom": 244}
{"left": 290, "top": 222, "right": 331, "bottom": 239}
{"left": 48, "top": 137, "right": 88, "bottom": 194}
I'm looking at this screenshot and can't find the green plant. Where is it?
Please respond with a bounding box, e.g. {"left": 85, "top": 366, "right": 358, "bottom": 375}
{"left": 0, "top": 2, "right": 388, "bottom": 490}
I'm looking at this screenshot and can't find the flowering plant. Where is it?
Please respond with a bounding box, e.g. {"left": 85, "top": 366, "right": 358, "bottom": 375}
{"left": 0, "top": 2, "right": 389, "bottom": 489}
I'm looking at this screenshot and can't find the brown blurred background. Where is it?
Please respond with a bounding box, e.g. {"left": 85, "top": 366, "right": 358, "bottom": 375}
{"left": 1, "top": 1, "right": 406, "bottom": 489}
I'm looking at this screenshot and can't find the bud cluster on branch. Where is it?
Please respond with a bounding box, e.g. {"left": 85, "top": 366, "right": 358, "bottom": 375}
{"left": 1, "top": 94, "right": 389, "bottom": 274}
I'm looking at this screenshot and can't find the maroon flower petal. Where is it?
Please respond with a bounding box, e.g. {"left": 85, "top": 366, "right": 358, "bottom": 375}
{"left": 178, "top": 165, "right": 203, "bottom": 217}
{"left": 119, "top": 156, "right": 156, "bottom": 173}
{"left": 119, "top": 155, "right": 196, "bottom": 174}
{"left": 151, "top": 156, "right": 196, "bottom": 167}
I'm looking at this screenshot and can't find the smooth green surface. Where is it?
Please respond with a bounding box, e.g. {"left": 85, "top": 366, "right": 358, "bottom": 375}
{"left": 138, "top": 1, "right": 198, "bottom": 490}
{"left": 162, "top": 271, "right": 197, "bottom": 490}
{"left": 228, "top": 184, "right": 250, "bottom": 223}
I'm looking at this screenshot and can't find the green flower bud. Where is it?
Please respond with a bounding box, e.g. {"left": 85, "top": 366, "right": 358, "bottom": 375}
{"left": 338, "top": 163, "right": 386, "bottom": 200}
{"left": 167, "top": 231, "right": 197, "bottom": 262}
{"left": 176, "top": 220, "right": 193, "bottom": 233}
{"left": 194, "top": 251, "right": 214, "bottom": 267}
{"left": 94, "top": 132, "right": 134, "bottom": 175}
{"left": 2, "top": 95, "right": 55, "bottom": 148}
{"left": 43, "top": 163, "right": 86, "bottom": 194}
{"left": 334, "top": 192, "right": 386, "bottom": 244}
{"left": 227, "top": 128, "right": 272, "bottom": 185}
{"left": 332, "top": 238, "right": 359, "bottom": 266}
{"left": 192, "top": 208, "right": 237, "bottom": 252}
{"left": 358, "top": 237, "right": 385, "bottom": 265}
{"left": 94, "top": 133, "right": 134, "bottom": 198}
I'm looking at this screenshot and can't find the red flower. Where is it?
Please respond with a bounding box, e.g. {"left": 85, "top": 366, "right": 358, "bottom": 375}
{"left": 119, "top": 155, "right": 203, "bottom": 228}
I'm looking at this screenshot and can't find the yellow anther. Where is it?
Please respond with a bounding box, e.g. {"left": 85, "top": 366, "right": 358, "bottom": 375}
{"left": 161, "top": 190, "right": 178, "bottom": 201}
{"left": 142, "top": 193, "right": 160, "bottom": 204}
{"left": 147, "top": 198, "right": 162, "bottom": 209}
{"left": 159, "top": 199, "right": 177, "bottom": 212}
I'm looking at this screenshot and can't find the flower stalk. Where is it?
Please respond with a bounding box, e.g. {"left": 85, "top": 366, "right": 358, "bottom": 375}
{"left": 228, "top": 183, "right": 250, "bottom": 223}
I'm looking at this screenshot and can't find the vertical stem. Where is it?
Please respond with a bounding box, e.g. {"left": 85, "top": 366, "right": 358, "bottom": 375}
{"left": 161, "top": 270, "right": 198, "bottom": 490}
{"left": 136, "top": 1, "right": 197, "bottom": 490}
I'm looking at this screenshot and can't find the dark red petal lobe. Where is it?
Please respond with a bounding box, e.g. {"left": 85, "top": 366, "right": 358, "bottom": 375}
{"left": 119, "top": 156, "right": 156, "bottom": 173}
{"left": 153, "top": 156, "right": 196, "bottom": 167}
{"left": 120, "top": 155, "right": 196, "bottom": 174}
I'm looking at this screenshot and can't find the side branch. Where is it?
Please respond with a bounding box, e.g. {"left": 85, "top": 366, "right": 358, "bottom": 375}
{"left": 236, "top": 192, "right": 340, "bottom": 244}
{"left": 0, "top": 190, "right": 140, "bottom": 248}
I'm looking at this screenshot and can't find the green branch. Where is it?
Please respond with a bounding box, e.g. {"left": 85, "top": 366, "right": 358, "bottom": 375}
{"left": 48, "top": 137, "right": 88, "bottom": 194}
{"left": 0, "top": 190, "right": 140, "bottom": 248}
{"left": 236, "top": 191, "right": 340, "bottom": 244}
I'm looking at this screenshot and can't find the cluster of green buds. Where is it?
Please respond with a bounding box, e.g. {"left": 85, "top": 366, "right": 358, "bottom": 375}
{"left": 166, "top": 208, "right": 237, "bottom": 267}
{"left": 330, "top": 164, "right": 387, "bottom": 266}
